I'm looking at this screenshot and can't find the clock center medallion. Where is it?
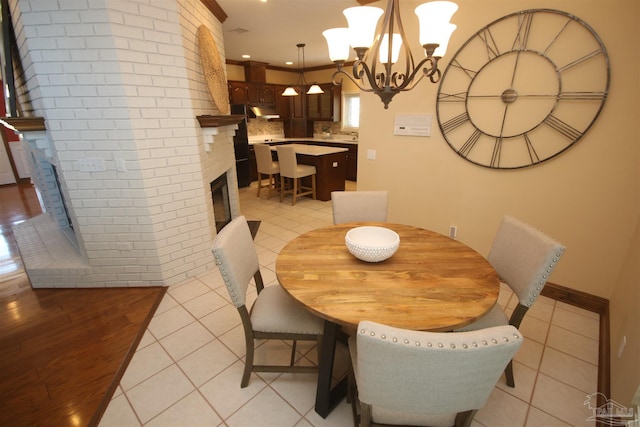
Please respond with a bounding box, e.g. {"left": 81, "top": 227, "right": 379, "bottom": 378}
{"left": 501, "top": 88, "right": 518, "bottom": 104}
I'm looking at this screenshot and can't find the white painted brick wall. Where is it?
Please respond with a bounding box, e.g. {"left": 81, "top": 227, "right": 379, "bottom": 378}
{"left": 12, "top": 0, "right": 239, "bottom": 288}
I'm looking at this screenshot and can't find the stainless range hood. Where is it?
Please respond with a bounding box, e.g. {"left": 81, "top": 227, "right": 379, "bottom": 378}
{"left": 249, "top": 105, "right": 280, "bottom": 119}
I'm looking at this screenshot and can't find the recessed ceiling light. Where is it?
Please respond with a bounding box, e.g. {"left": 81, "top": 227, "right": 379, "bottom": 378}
{"left": 242, "top": 54, "right": 251, "bottom": 59}
{"left": 286, "top": 61, "right": 293, "bottom": 65}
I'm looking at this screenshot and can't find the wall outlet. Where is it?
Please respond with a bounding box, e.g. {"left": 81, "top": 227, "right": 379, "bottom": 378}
{"left": 79, "top": 158, "right": 105, "bottom": 172}
{"left": 115, "top": 158, "right": 127, "bottom": 172}
{"left": 449, "top": 225, "right": 457, "bottom": 239}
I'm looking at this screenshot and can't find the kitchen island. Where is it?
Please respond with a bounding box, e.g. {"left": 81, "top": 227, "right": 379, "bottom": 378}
{"left": 249, "top": 137, "right": 358, "bottom": 184}
{"left": 270, "top": 143, "right": 347, "bottom": 201}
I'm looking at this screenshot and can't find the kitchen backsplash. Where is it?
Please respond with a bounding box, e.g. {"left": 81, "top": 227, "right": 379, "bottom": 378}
{"left": 246, "top": 118, "right": 351, "bottom": 138}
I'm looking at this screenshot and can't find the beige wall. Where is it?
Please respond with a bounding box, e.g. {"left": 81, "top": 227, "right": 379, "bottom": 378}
{"left": 609, "top": 215, "right": 640, "bottom": 403}
{"left": 352, "top": 0, "right": 639, "bottom": 404}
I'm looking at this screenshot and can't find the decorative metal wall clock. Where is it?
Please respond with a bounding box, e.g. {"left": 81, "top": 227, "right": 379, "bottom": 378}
{"left": 436, "top": 9, "right": 609, "bottom": 169}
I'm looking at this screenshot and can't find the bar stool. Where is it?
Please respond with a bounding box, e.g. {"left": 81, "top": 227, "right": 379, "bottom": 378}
{"left": 254, "top": 143, "right": 280, "bottom": 198}
{"left": 276, "top": 145, "right": 316, "bottom": 206}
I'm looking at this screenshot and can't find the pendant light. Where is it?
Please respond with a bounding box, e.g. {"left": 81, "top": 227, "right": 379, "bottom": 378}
{"left": 282, "top": 43, "right": 325, "bottom": 96}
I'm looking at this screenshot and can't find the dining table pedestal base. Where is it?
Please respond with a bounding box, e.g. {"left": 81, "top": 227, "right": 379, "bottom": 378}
{"left": 315, "top": 320, "right": 349, "bottom": 418}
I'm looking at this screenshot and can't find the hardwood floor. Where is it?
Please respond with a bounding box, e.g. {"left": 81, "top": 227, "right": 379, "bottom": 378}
{"left": 0, "top": 182, "right": 166, "bottom": 427}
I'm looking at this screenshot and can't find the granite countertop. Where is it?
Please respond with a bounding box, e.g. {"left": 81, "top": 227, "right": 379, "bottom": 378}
{"left": 269, "top": 143, "right": 348, "bottom": 156}
{"left": 248, "top": 135, "right": 358, "bottom": 145}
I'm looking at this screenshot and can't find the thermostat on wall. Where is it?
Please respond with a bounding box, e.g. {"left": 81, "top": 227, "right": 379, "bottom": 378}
{"left": 394, "top": 114, "right": 432, "bottom": 137}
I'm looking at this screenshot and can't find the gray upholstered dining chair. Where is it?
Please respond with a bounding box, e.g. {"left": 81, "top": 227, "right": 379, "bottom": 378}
{"left": 211, "top": 215, "right": 324, "bottom": 387}
{"left": 331, "top": 190, "right": 389, "bottom": 224}
{"left": 276, "top": 144, "right": 316, "bottom": 205}
{"left": 456, "top": 215, "right": 565, "bottom": 388}
{"left": 349, "top": 320, "right": 523, "bottom": 427}
{"left": 254, "top": 143, "right": 280, "bottom": 198}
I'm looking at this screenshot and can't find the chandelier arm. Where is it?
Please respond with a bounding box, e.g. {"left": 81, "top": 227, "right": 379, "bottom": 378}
{"left": 353, "top": 60, "right": 387, "bottom": 92}
{"left": 331, "top": 68, "right": 376, "bottom": 93}
{"left": 394, "top": 56, "right": 440, "bottom": 91}
{"left": 391, "top": 0, "right": 415, "bottom": 85}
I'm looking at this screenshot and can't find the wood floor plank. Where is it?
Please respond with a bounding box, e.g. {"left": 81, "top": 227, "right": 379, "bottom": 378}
{"left": 0, "top": 287, "right": 166, "bottom": 427}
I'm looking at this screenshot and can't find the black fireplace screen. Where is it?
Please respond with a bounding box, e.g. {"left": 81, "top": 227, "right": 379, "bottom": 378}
{"left": 210, "top": 173, "right": 231, "bottom": 232}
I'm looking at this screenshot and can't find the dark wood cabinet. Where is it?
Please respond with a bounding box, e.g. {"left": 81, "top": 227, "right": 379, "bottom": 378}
{"left": 307, "top": 83, "right": 341, "bottom": 122}
{"left": 275, "top": 85, "right": 290, "bottom": 118}
{"left": 229, "top": 81, "right": 276, "bottom": 108}
{"left": 247, "top": 84, "right": 276, "bottom": 106}
{"left": 321, "top": 141, "right": 357, "bottom": 181}
{"left": 228, "top": 81, "right": 248, "bottom": 105}
{"left": 344, "top": 144, "right": 358, "bottom": 181}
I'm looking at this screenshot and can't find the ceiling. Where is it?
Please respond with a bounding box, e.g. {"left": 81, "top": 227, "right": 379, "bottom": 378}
{"left": 216, "top": 0, "right": 381, "bottom": 70}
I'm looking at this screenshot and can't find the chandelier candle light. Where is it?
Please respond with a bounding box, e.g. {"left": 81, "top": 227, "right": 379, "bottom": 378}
{"left": 323, "top": 0, "right": 458, "bottom": 108}
{"left": 282, "top": 43, "right": 324, "bottom": 96}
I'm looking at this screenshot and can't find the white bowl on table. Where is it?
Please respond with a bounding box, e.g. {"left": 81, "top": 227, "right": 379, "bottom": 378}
{"left": 345, "top": 226, "right": 400, "bottom": 262}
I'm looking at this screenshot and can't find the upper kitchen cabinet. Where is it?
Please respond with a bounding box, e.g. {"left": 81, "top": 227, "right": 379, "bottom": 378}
{"left": 275, "top": 85, "right": 290, "bottom": 118}
{"left": 247, "top": 84, "right": 276, "bottom": 106}
{"left": 228, "top": 81, "right": 248, "bottom": 105}
{"left": 307, "top": 83, "right": 341, "bottom": 122}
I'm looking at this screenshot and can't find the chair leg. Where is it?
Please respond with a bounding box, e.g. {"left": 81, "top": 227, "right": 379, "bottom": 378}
{"left": 291, "top": 178, "right": 299, "bottom": 206}
{"left": 505, "top": 360, "right": 515, "bottom": 387}
{"left": 241, "top": 338, "right": 254, "bottom": 388}
{"left": 311, "top": 174, "right": 316, "bottom": 200}
{"left": 267, "top": 174, "right": 277, "bottom": 198}
{"left": 290, "top": 340, "right": 298, "bottom": 366}
{"left": 279, "top": 176, "right": 285, "bottom": 202}
{"left": 256, "top": 173, "right": 263, "bottom": 197}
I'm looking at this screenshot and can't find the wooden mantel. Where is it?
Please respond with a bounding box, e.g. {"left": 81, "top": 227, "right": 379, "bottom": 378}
{"left": 196, "top": 114, "right": 244, "bottom": 128}
{"left": 0, "top": 117, "right": 46, "bottom": 132}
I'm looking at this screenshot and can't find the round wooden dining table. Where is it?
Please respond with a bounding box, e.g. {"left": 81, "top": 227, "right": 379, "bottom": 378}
{"left": 276, "top": 222, "right": 499, "bottom": 332}
{"left": 275, "top": 222, "right": 500, "bottom": 417}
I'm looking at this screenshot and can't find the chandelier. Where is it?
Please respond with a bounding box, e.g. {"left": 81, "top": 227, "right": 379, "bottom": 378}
{"left": 282, "top": 43, "right": 324, "bottom": 96}
{"left": 323, "top": 0, "right": 458, "bottom": 109}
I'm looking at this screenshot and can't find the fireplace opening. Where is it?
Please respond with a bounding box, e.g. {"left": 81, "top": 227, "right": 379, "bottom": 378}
{"left": 211, "top": 173, "right": 231, "bottom": 232}
{"left": 52, "top": 164, "right": 74, "bottom": 230}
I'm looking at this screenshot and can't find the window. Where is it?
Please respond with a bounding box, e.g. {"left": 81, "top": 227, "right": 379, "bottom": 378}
{"left": 342, "top": 92, "right": 360, "bottom": 130}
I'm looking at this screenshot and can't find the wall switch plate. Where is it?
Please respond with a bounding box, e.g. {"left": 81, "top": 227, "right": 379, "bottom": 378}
{"left": 449, "top": 225, "right": 457, "bottom": 239}
{"left": 79, "top": 158, "right": 105, "bottom": 172}
{"left": 367, "top": 149, "right": 376, "bottom": 160}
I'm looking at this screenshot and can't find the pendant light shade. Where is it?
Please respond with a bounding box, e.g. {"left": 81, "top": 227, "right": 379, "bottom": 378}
{"left": 306, "top": 84, "right": 324, "bottom": 95}
{"left": 282, "top": 86, "right": 299, "bottom": 96}
{"left": 282, "top": 43, "right": 324, "bottom": 96}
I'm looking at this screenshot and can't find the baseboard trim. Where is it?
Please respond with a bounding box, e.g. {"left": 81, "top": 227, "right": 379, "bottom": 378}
{"left": 541, "top": 282, "right": 610, "bottom": 403}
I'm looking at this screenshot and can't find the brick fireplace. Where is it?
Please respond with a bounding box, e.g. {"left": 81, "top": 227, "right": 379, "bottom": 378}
{"left": 9, "top": 0, "right": 240, "bottom": 288}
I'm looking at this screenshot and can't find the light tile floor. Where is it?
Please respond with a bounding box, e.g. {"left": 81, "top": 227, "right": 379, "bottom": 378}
{"left": 100, "top": 182, "right": 601, "bottom": 427}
